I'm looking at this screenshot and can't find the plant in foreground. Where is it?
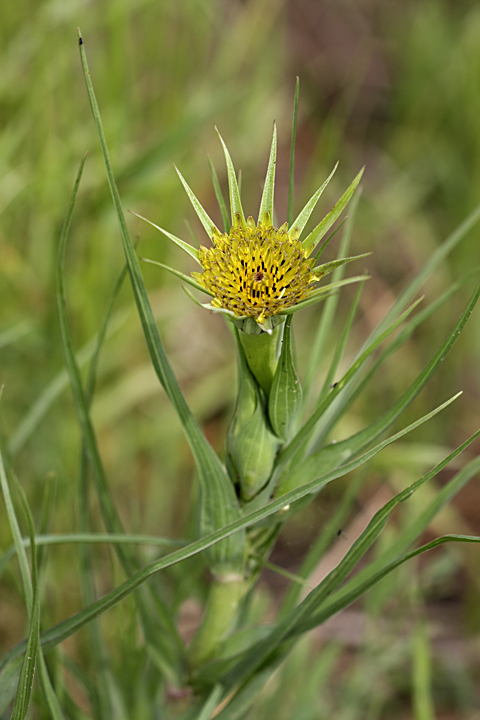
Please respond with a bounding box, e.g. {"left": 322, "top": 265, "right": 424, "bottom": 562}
{"left": 2, "top": 36, "right": 480, "bottom": 719}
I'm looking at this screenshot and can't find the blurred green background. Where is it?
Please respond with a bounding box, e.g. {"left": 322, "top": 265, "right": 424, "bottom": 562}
{"left": 2, "top": 0, "right": 480, "bottom": 717}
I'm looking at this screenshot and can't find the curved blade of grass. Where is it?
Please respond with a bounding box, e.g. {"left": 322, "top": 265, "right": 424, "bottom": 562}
{"left": 367, "top": 203, "right": 480, "bottom": 344}
{"left": 299, "top": 443, "right": 480, "bottom": 634}
{"left": 175, "top": 166, "right": 220, "bottom": 239}
{"left": 130, "top": 210, "right": 200, "bottom": 262}
{"left": 290, "top": 163, "right": 338, "bottom": 240}
{"left": 216, "top": 127, "right": 245, "bottom": 228}
{"left": 78, "top": 31, "right": 244, "bottom": 572}
{"left": 0, "top": 533, "right": 186, "bottom": 579}
{"left": 287, "top": 77, "right": 299, "bottom": 228}
{"left": 274, "top": 296, "right": 424, "bottom": 486}
{"left": 317, "top": 277, "right": 366, "bottom": 405}
{"left": 300, "top": 277, "right": 480, "bottom": 470}
{"left": 0, "top": 393, "right": 461, "bottom": 675}
{"left": 218, "top": 433, "right": 480, "bottom": 692}
{"left": 302, "top": 168, "right": 364, "bottom": 252}
{"left": 258, "top": 123, "right": 277, "bottom": 225}
{"left": 57, "top": 156, "right": 185, "bottom": 679}
{"left": 209, "top": 156, "right": 230, "bottom": 233}
{"left": 141, "top": 257, "right": 213, "bottom": 295}
{"left": 0, "top": 450, "right": 40, "bottom": 719}
{"left": 309, "top": 273, "right": 477, "bottom": 454}
{"left": 303, "top": 191, "right": 359, "bottom": 398}
{"left": 9, "top": 310, "right": 128, "bottom": 456}
{"left": 279, "top": 471, "right": 365, "bottom": 617}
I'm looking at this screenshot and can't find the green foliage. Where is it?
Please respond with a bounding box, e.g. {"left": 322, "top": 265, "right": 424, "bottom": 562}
{"left": 3, "top": 1, "right": 480, "bottom": 718}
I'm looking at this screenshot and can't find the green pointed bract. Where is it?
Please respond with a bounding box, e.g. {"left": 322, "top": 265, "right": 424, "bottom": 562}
{"left": 289, "top": 163, "right": 338, "bottom": 240}
{"left": 268, "top": 317, "right": 303, "bottom": 441}
{"left": 131, "top": 211, "right": 200, "bottom": 263}
{"left": 314, "top": 253, "right": 371, "bottom": 280}
{"left": 174, "top": 166, "right": 220, "bottom": 239}
{"left": 208, "top": 156, "right": 230, "bottom": 233}
{"left": 227, "top": 339, "right": 281, "bottom": 502}
{"left": 142, "top": 258, "right": 214, "bottom": 296}
{"left": 258, "top": 123, "right": 277, "bottom": 226}
{"left": 302, "top": 167, "right": 364, "bottom": 253}
{"left": 216, "top": 127, "right": 246, "bottom": 228}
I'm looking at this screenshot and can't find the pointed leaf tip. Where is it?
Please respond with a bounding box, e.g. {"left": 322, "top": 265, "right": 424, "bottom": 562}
{"left": 215, "top": 127, "right": 246, "bottom": 228}
{"left": 258, "top": 123, "right": 277, "bottom": 226}
{"left": 174, "top": 166, "right": 220, "bottom": 240}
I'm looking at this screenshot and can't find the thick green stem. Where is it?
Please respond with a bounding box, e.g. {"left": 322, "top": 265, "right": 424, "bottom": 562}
{"left": 188, "top": 574, "right": 246, "bottom": 669}
{"left": 238, "top": 323, "right": 282, "bottom": 396}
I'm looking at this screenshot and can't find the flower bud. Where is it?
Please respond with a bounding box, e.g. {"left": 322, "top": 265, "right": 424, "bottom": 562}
{"left": 227, "top": 335, "right": 281, "bottom": 501}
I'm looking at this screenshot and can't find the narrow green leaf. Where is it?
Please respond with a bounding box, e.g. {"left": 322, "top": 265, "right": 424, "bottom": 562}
{"left": 174, "top": 166, "right": 221, "bottom": 239}
{"left": 302, "top": 167, "right": 364, "bottom": 252}
{"left": 287, "top": 77, "right": 300, "bottom": 228}
{"left": 293, "top": 445, "right": 480, "bottom": 637}
{"left": 279, "top": 472, "right": 365, "bottom": 617}
{"left": 130, "top": 210, "right": 200, "bottom": 262}
{"left": 0, "top": 392, "right": 461, "bottom": 675}
{"left": 258, "top": 123, "right": 277, "bottom": 225}
{"left": 0, "top": 454, "right": 40, "bottom": 720}
{"left": 318, "top": 277, "right": 366, "bottom": 405}
{"left": 216, "top": 127, "right": 246, "bottom": 228}
{"left": 9, "top": 312, "right": 128, "bottom": 456}
{"left": 142, "top": 257, "right": 214, "bottom": 295}
{"left": 363, "top": 204, "right": 480, "bottom": 346}
{"left": 274, "top": 296, "right": 424, "bottom": 483}
{"left": 290, "top": 163, "right": 338, "bottom": 240}
{"left": 302, "top": 191, "right": 359, "bottom": 398}
{"left": 209, "top": 156, "right": 230, "bottom": 233}
{"left": 78, "top": 31, "right": 244, "bottom": 573}
{"left": 309, "top": 277, "right": 480, "bottom": 458}
{"left": 218, "top": 430, "right": 479, "bottom": 691}
{"left": 56, "top": 155, "right": 183, "bottom": 676}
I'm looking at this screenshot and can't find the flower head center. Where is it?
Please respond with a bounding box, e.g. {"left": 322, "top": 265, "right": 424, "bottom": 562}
{"left": 192, "top": 221, "right": 316, "bottom": 322}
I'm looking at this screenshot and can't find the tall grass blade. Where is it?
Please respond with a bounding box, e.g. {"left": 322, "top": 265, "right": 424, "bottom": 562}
{"left": 78, "top": 30, "right": 244, "bottom": 572}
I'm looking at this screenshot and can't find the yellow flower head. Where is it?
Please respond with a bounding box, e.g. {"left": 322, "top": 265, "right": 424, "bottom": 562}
{"left": 192, "top": 220, "right": 316, "bottom": 324}
{"left": 140, "top": 124, "right": 366, "bottom": 333}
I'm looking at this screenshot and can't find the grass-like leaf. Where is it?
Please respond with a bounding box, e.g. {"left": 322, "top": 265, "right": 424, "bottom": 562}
{"left": 78, "top": 31, "right": 245, "bottom": 573}
{"left": 217, "top": 431, "right": 480, "bottom": 694}
{"left": 303, "top": 191, "right": 359, "bottom": 397}
{"left": 0, "top": 391, "right": 463, "bottom": 676}
{"left": 0, "top": 448, "right": 40, "bottom": 719}
{"left": 275, "top": 296, "right": 424, "bottom": 485}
